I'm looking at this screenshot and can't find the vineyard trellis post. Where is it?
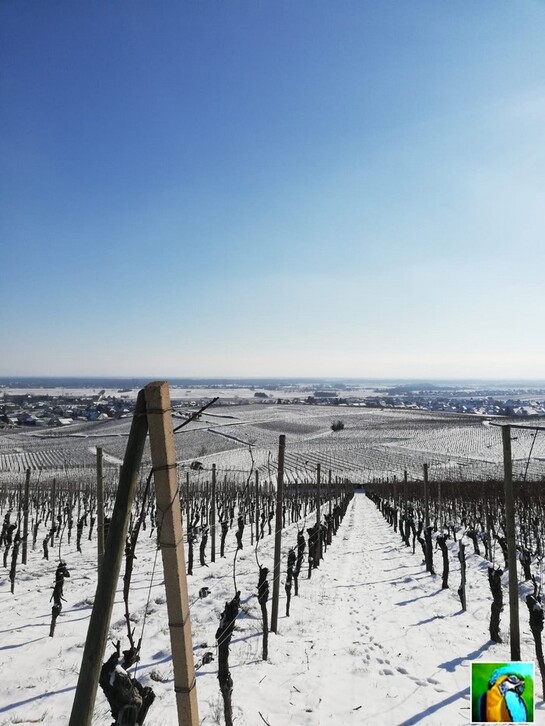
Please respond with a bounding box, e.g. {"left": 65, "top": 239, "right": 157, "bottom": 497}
{"left": 255, "top": 469, "right": 259, "bottom": 542}
{"left": 328, "top": 469, "right": 332, "bottom": 500}
{"left": 423, "top": 463, "right": 429, "bottom": 528}
{"left": 392, "top": 475, "right": 398, "bottom": 533}
{"left": 69, "top": 389, "right": 148, "bottom": 726}
{"left": 316, "top": 463, "right": 322, "bottom": 564}
{"left": 211, "top": 463, "right": 216, "bottom": 563}
{"left": 96, "top": 446, "right": 104, "bottom": 572}
{"left": 146, "top": 381, "right": 200, "bottom": 726}
{"left": 22, "top": 468, "right": 30, "bottom": 565}
{"left": 186, "top": 471, "right": 190, "bottom": 545}
{"left": 403, "top": 470, "right": 408, "bottom": 546}
{"left": 50, "top": 477, "right": 56, "bottom": 544}
{"left": 271, "top": 434, "right": 285, "bottom": 634}
{"left": 502, "top": 424, "right": 521, "bottom": 661}
{"left": 437, "top": 480, "right": 442, "bottom": 531}
{"left": 328, "top": 469, "right": 332, "bottom": 536}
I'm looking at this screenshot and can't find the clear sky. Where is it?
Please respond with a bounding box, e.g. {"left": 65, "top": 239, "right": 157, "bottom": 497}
{"left": 2, "top": 1, "right": 545, "bottom": 379}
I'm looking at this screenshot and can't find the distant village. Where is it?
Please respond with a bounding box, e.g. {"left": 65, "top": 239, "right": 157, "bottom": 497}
{"left": 0, "top": 389, "right": 134, "bottom": 428}
{"left": 296, "top": 390, "right": 545, "bottom": 416}
{"left": 1, "top": 383, "right": 545, "bottom": 429}
{"left": 339, "top": 394, "right": 545, "bottom": 417}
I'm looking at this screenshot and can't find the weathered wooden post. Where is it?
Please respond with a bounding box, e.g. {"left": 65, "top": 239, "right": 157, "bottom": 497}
{"left": 423, "top": 463, "right": 429, "bottom": 528}
{"left": 255, "top": 470, "right": 259, "bottom": 542}
{"left": 271, "top": 435, "right": 285, "bottom": 634}
{"left": 437, "top": 480, "right": 442, "bottom": 531}
{"left": 392, "top": 474, "right": 397, "bottom": 532}
{"left": 403, "top": 469, "right": 409, "bottom": 546}
{"left": 503, "top": 424, "right": 521, "bottom": 661}
{"left": 185, "top": 471, "right": 191, "bottom": 545}
{"left": 146, "top": 382, "right": 199, "bottom": 726}
{"left": 327, "top": 469, "right": 333, "bottom": 544}
{"left": 211, "top": 463, "right": 216, "bottom": 563}
{"left": 316, "top": 463, "right": 322, "bottom": 563}
{"left": 50, "top": 477, "right": 57, "bottom": 544}
{"left": 17, "top": 480, "right": 22, "bottom": 522}
{"left": 96, "top": 446, "right": 104, "bottom": 571}
{"left": 22, "top": 468, "right": 30, "bottom": 565}
{"left": 69, "top": 390, "right": 148, "bottom": 726}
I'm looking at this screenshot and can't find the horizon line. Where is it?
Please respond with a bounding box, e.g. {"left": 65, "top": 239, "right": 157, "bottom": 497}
{"left": 1, "top": 375, "right": 545, "bottom": 384}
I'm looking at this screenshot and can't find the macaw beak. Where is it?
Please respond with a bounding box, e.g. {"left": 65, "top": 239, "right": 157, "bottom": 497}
{"left": 501, "top": 674, "right": 525, "bottom": 695}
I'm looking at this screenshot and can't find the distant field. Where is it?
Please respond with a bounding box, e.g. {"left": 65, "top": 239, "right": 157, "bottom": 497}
{"left": 1, "top": 403, "right": 544, "bottom": 485}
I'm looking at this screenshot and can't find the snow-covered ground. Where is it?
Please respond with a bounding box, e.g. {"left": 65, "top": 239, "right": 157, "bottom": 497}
{"left": 1, "top": 493, "right": 543, "bottom": 725}
{"left": 4, "top": 404, "right": 545, "bottom": 483}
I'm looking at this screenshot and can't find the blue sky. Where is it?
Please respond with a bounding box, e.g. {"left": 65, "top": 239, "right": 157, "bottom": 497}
{"left": 2, "top": 0, "right": 545, "bottom": 378}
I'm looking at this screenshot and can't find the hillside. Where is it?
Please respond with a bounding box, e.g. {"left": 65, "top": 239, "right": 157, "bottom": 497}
{"left": 1, "top": 492, "right": 543, "bottom": 725}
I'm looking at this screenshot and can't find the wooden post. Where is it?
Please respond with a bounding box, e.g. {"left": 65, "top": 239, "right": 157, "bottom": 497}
{"left": 69, "top": 390, "right": 148, "bottom": 726}
{"left": 186, "top": 472, "right": 191, "bottom": 544}
{"left": 17, "top": 480, "right": 22, "bottom": 523}
{"left": 437, "top": 480, "right": 442, "bottom": 532}
{"left": 328, "top": 469, "right": 332, "bottom": 518}
{"left": 22, "top": 468, "right": 30, "bottom": 565}
{"left": 296, "top": 475, "right": 301, "bottom": 522}
{"left": 50, "top": 477, "right": 56, "bottom": 544}
{"left": 502, "top": 425, "right": 521, "bottom": 661}
{"left": 403, "top": 470, "right": 409, "bottom": 546}
{"left": 211, "top": 463, "right": 216, "bottom": 563}
{"left": 96, "top": 446, "right": 105, "bottom": 572}
{"left": 146, "top": 381, "right": 199, "bottom": 726}
{"left": 392, "top": 475, "right": 397, "bottom": 533}
{"left": 404, "top": 469, "right": 408, "bottom": 520}
{"left": 255, "top": 470, "right": 259, "bottom": 542}
{"left": 316, "top": 463, "right": 322, "bottom": 563}
{"left": 423, "top": 463, "right": 429, "bottom": 528}
{"left": 271, "top": 435, "right": 285, "bottom": 634}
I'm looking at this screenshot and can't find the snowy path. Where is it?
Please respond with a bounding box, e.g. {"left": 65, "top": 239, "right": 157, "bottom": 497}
{"left": 1, "top": 491, "right": 544, "bottom": 725}
{"left": 229, "top": 492, "right": 542, "bottom": 725}
{"left": 241, "top": 493, "right": 474, "bottom": 726}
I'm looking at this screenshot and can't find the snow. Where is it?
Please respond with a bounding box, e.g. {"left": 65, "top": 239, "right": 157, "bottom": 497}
{"left": 1, "top": 493, "right": 544, "bottom": 725}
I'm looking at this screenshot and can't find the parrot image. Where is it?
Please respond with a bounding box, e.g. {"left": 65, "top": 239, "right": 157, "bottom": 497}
{"left": 478, "top": 666, "right": 528, "bottom": 723}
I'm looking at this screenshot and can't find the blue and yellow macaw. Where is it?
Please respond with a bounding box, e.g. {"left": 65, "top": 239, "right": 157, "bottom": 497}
{"left": 479, "top": 666, "right": 528, "bottom": 723}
